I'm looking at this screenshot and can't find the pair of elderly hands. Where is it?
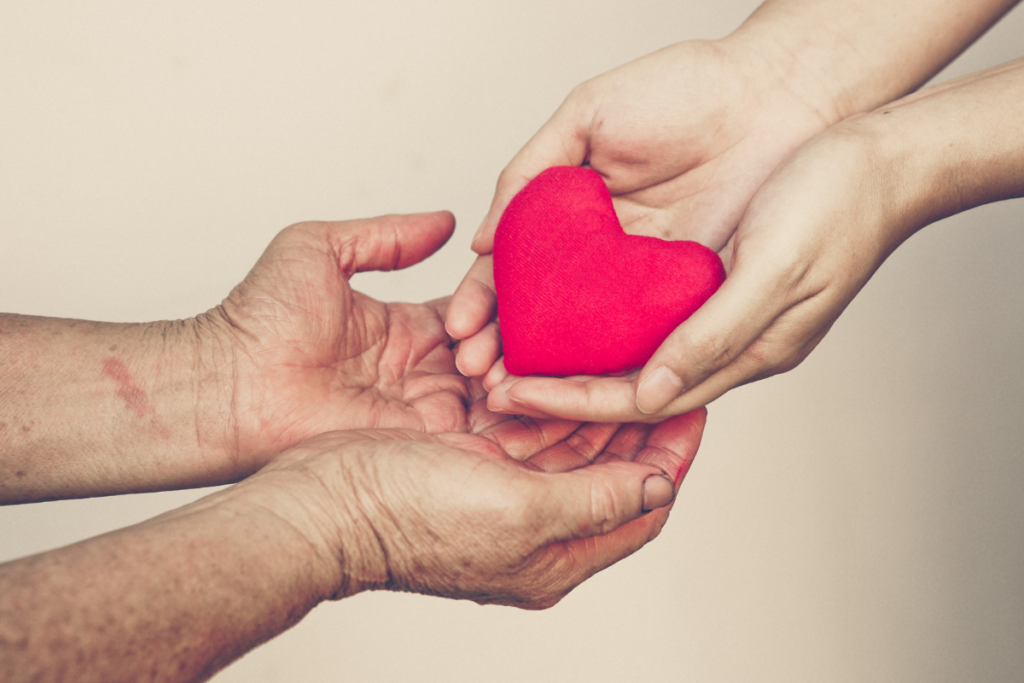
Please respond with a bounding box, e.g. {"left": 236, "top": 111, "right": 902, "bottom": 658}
{"left": 0, "top": 210, "right": 703, "bottom": 683}
{"left": 166, "top": 211, "right": 704, "bottom": 608}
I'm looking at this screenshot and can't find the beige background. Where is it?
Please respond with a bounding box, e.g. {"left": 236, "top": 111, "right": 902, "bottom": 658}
{"left": 2, "top": 2, "right": 1023, "bottom": 681}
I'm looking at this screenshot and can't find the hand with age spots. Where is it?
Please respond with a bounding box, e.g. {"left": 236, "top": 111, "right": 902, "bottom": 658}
{"left": 0, "top": 201, "right": 712, "bottom": 683}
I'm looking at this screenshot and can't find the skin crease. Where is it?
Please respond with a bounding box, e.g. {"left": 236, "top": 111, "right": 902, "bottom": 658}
{"left": 445, "top": 0, "right": 1020, "bottom": 422}
{"left": 0, "top": 400, "right": 707, "bottom": 683}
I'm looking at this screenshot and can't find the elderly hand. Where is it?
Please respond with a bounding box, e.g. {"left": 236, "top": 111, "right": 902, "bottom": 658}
{"left": 197, "top": 212, "right": 470, "bottom": 475}
{"left": 1, "top": 212, "right": 472, "bottom": 501}
{"left": 0, "top": 404, "right": 706, "bottom": 682}
{"left": 238, "top": 404, "right": 706, "bottom": 607}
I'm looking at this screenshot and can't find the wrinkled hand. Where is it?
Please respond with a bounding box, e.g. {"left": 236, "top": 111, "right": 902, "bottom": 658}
{"left": 249, "top": 399, "right": 707, "bottom": 608}
{"left": 447, "top": 39, "right": 838, "bottom": 381}
{"left": 198, "top": 212, "right": 469, "bottom": 476}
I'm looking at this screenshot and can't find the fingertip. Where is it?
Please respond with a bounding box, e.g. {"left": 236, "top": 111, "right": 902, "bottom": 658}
{"left": 343, "top": 211, "right": 456, "bottom": 274}
{"left": 487, "top": 379, "right": 545, "bottom": 417}
{"left": 444, "top": 310, "right": 471, "bottom": 341}
{"left": 642, "top": 474, "right": 675, "bottom": 512}
{"left": 399, "top": 210, "right": 458, "bottom": 253}
{"left": 635, "top": 366, "right": 684, "bottom": 415}
{"left": 471, "top": 216, "right": 497, "bottom": 254}
{"left": 446, "top": 256, "right": 497, "bottom": 341}
{"left": 454, "top": 324, "right": 502, "bottom": 377}
{"left": 425, "top": 209, "right": 457, "bottom": 237}
{"left": 639, "top": 409, "right": 708, "bottom": 485}
{"left": 482, "top": 357, "right": 511, "bottom": 391}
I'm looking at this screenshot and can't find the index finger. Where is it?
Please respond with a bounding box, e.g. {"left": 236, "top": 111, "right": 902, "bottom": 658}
{"left": 472, "top": 102, "right": 590, "bottom": 254}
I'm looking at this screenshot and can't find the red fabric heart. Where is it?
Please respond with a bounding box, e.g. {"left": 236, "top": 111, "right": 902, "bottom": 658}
{"left": 493, "top": 166, "right": 726, "bottom": 377}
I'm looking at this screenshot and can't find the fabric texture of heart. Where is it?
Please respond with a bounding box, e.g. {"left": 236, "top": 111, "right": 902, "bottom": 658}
{"left": 493, "top": 166, "right": 726, "bottom": 377}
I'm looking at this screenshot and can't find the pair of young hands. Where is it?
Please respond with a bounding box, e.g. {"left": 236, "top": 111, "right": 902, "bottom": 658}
{"left": 447, "top": 35, "right": 1023, "bottom": 422}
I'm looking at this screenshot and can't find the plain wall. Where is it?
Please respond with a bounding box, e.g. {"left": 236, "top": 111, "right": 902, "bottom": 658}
{"left": 2, "top": 2, "right": 1023, "bottom": 681}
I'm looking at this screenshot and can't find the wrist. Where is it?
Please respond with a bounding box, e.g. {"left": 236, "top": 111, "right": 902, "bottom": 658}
{"left": 233, "top": 438, "right": 394, "bottom": 601}
{"left": 0, "top": 315, "right": 233, "bottom": 501}
{"left": 189, "top": 309, "right": 251, "bottom": 477}
{"left": 790, "top": 108, "right": 936, "bottom": 258}
{"left": 834, "top": 57, "right": 1024, "bottom": 243}
{"left": 720, "top": 22, "right": 860, "bottom": 127}
{"left": 191, "top": 303, "right": 311, "bottom": 481}
{"left": 724, "top": 0, "right": 1017, "bottom": 127}
{"left": 190, "top": 464, "right": 348, "bottom": 605}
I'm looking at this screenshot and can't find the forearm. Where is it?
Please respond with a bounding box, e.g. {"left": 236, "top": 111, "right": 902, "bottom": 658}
{"left": 0, "top": 473, "right": 341, "bottom": 683}
{"left": 726, "top": 0, "right": 1020, "bottom": 123}
{"left": 0, "top": 313, "right": 235, "bottom": 502}
{"left": 858, "top": 56, "right": 1024, "bottom": 238}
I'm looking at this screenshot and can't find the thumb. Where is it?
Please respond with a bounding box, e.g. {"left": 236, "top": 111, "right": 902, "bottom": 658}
{"left": 538, "top": 459, "right": 675, "bottom": 547}
{"left": 473, "top": 102, "right": 590, "bottom": 254}
{"left": 633, "top": 408, "right": 707, "bottom": 486}
{"left": 635, "top": 265, "right": 782, "bottom": 415}
{"left": 328, "top": 211, "right": 456, "bottom": 276}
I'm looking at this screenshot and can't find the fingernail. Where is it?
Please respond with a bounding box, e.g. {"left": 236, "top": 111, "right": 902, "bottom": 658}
{"left": 642, "top": 474, "right": 675, "bottom": 512}
{"left": 454, "top": 352, "right": 469, "bottom": 377}
{"left": 636, "top": 366, "right": 683, "bottom": 415}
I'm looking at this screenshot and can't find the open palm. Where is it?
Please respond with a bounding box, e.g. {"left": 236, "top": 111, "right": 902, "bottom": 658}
{"left": 203, "top": 212, "right": 470, "bottom": 473}
{"left": 447, "top": 39, "right": 837, "bottom": 379}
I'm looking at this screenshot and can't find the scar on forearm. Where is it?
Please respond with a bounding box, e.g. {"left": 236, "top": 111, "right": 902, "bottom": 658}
{"left": 102, "top": 358, "right": 156, "bottom": 418}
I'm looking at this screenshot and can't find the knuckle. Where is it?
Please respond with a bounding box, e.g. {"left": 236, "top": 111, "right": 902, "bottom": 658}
{"left": 527, "top": 595, "right": 564, "bottom": 611}
{"left": 513, "top": 558, "right": 575, "bottom": 609}
{"left": 740, "top": 339, "right": 776, "bottom": 368}
{"left": 495, "top": 166, "right": 523, "bottom": 194}
{"left": 685, "top": 332, "right": 736, "bottom": 375}
{"left": 774, "top": 349, "right": 807, "bottom": 374}
{"left": 564, "top": 431, "right": 600, "bottom": 460}
{"left": 507, "top": 491, "right": 544, "bottom": 534}
{"left": 587, "top": 481, "right": 627, "bottom": 535}
{"left": 739, "top": 341, "right": 805, "bottom": 382}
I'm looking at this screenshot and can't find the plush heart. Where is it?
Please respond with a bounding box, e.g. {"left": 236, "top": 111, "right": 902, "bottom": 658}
{"left": 493, "top": 166, "right": 726, "bottom": 377}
